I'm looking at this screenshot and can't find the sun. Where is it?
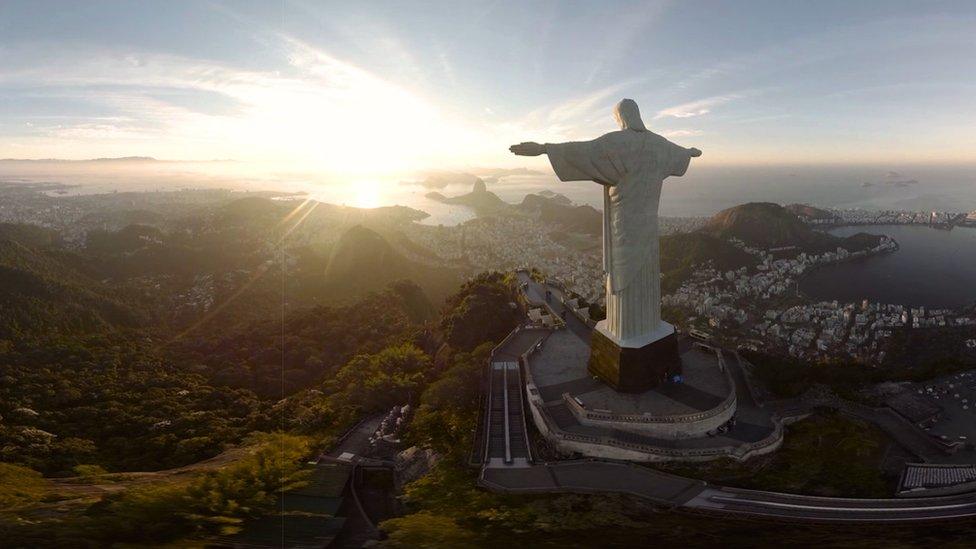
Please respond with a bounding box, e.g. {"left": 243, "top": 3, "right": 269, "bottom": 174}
{"left": 223, "top": 41, "right": 484, "bottom": 178}
{"left": 348, "top": 180, "right": 386, "bottom": 209}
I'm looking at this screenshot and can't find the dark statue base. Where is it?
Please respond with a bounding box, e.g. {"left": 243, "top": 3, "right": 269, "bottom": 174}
{"left": 588, "top": 329, "right": 682, "bottom": 393}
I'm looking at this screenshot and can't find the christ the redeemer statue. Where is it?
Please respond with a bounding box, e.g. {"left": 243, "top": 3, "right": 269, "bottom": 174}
{"left": 511, "top": 99, "right": 701, "bottom": 392}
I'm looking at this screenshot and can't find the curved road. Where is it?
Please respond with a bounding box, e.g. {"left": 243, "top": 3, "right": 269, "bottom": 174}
{"left": 481, "top": 458, "right": 976, "bottom": 522}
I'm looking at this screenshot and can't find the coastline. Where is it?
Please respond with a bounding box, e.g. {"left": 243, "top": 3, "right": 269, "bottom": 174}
{"left": 802, "top": 224, "right": 976, "bottom": 312}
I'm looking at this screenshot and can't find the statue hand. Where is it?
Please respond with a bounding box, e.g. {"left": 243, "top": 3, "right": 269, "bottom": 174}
{"left": 689, "top": 147, "right": 702, "bottom": 157}
{"left": 509, "top": 142, "right": 546, "bottom": 156}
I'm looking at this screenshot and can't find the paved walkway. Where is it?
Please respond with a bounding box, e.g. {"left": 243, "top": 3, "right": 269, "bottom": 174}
{"left": 481, "top": 460, "right": 706, "bottom": 506}
{"left": 323, "top": 415, "right": 385, "bottom": 461}
{"left": 519, "top": 271, "right": 592, "bottom": 341}
{"left": 688, "top": 484, "right": 976, "bottom": 521}
{"left": 481, "top": 459, "right": 976, "bottom": 522}
{"left": 483, "top": 326, "right": 547, "bottom": 468}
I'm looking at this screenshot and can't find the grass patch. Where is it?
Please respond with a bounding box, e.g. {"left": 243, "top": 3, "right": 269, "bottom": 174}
{"left": 0, "top": 433, "right": 312, "bottom": 547}
{"left": 0, "top": 463, "right": 48, "bottom": 509}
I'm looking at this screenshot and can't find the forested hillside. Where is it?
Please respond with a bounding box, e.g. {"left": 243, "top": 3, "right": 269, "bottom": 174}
{"left": 703, "top": 202, "right": 882, "bottom": 253}
{"left": 177, "top": 280, "right": 437, "bottom": 396}
{"left": 0, "top": 225, "right": 144, "bottom": 338}
{"left": 1, "top": 267, "right": 520, "bottom": 546}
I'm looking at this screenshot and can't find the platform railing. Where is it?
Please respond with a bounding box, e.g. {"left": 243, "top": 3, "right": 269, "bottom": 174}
{"left": 533, "top": 400, "right": 805, "bottom": 461}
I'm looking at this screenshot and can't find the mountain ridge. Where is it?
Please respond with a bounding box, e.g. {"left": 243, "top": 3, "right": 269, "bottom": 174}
{"left": 324, "top": 225, "right": 461, "bottom": 304}
{"left": 702, "top": 202, "right": 880, "bottom": 253}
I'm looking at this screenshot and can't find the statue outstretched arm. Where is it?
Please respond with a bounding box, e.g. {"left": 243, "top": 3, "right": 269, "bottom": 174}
{"left": 510, "top": 137, "right": 620, "bottom": 185}
{"left": 509, "top": 142, "right": 546, "bottom": 156}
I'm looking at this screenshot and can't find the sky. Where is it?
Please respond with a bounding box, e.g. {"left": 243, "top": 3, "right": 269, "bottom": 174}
{"left": 2, "top": 0, "right": 976, "bottom": 179}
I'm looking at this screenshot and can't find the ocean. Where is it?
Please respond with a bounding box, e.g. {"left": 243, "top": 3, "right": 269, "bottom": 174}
{"left": 2, "top": 161, "right": 975, "bottom": 225}
{"left": 799, "top": 225, "right": 976, "bottom": 309}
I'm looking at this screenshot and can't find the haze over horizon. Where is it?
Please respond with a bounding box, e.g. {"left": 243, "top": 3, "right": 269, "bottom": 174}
{"left": 2, "top": 0, "right": 976, "bottom": 184}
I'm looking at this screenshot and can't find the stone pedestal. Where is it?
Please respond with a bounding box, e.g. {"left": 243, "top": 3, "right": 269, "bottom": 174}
{"left": 588, "top": 323, "right": 681, "bottom": 393}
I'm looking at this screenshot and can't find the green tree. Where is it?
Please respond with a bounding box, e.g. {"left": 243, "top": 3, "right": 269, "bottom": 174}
{"left": 91, "top": 432, "right": 312, "bottom": 543}
{"left": 410, "top": 344, "right": 492, "bottom": 457}
{"left": 331, "top": 344, "right": 433, "bottom": 413}
{"left": 439, "top": 272, "right": 518, "bottom": 351}
{"left": 380, "top": 511, "right": 477, "bottom": 548}
{"left": 72, "top": 464, "right": 108, "bottom": 480}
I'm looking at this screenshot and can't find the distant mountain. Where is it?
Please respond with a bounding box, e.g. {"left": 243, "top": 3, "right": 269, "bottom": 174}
{"left": 323, "top": 225, "right": 461, "bottom": 304}
{"left": 88, "top": 156, "right": 158, "bottom": 162}
{"left": 0, "top": 156, "right": 237, "bottom": 163}
{"left": 412, "top": 171, "right": 482, "bottom": 189}
{"left": 0, "top": 156, "right": 158, "bottom": 162}
{"left": 704, "top": 202, "right": 814, "bottom": 248}
{"left": 535, "top": 190, "right": 573, "bottom": 205}
{"left": 424, "top": 179, "right": 509, "bottom": 214}
{"left": 702, "top": 202, "right": 881, "bottom": 253}
{"left": 406, "top": 168, "right": 544, "bottom": 189}
{"left": 518, "top": 193, "right": 602, "bottom": 236}
{"left": 215, "top": 196, "right": 286, "bottom": 226}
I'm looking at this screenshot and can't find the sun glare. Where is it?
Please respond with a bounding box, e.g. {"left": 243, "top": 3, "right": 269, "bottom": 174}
{"left": 347, "top": 180, "right": 386, "bottom": 209}
{"left": 222, "top": 40, "right": 484, "bottom": 178}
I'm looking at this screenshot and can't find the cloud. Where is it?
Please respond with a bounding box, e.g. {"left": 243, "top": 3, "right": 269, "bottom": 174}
{"left": 659, "top": 129, "right": 702, "bottom": 138}
{"left": 52, "top": 123, "right": 154, "bottom": 140}
{"left": 500, "top": 81, "right": 637, "bottom": 143}
{"left": 654, "top": 94, "right": 740, "bottom": 119}
{"left": 0, "top": 36, "right": 488, "bottom": 171}
{"left": 545, "top": 83, "right": 630, "bottom": 125}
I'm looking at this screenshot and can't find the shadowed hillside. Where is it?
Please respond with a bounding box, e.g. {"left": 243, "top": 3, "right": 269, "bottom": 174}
{"left": 703, "top": 202, "right": 881, "bottom": 253}
{"left": 323, "top": 225, "right": 462, "bottom": 305}
{"left": 518, "top": 193, "right": 602, "bottom": 236}
{"left": 660, "top": 232, "right": 756, "bottom": 292}
{"left": 703, "top": 202, "right": 819, "bottom": 248}
{"left": 180, "top": 279, "right": 437, "bottom": 396}
{"left": 0, "top": 226, "right": 144, "bottom": 338}
{"left": 215, "top": 196, "right": 287, "bottom": 226}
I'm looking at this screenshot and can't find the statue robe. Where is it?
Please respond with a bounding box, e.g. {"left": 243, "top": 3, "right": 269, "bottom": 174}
{"left": 546, "top": 129, "right": 693, "bottom": 344}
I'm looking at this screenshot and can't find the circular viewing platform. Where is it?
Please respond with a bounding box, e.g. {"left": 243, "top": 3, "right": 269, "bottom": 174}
{"left": 528, "top": 329, "right": 736, "bottom": 439}
{"left": 516, "top": 271, "right": 786, "bottom": 462}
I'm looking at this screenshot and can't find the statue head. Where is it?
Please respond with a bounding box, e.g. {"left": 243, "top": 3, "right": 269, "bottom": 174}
{"left": 614, "top": 99, "right": 647, "bottom": 132}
